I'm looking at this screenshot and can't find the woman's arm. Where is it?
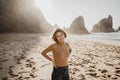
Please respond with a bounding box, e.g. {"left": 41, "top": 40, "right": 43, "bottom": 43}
{"left": 66, "top": 43, "right": 72, "bottom": 54}
{"left": 41, "top": 45, "right": 53, "bottom": 61}
{"left": 41, "top": 44, "right": 57, "bottom": 67}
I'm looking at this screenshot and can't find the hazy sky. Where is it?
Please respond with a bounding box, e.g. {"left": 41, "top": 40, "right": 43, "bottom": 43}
{"left": 35, "top": 0, "right": 120, "bottom": 31}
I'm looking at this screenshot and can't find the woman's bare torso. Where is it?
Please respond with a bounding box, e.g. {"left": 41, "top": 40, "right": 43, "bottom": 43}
{"left": 52, "top": 43, "right": 70, "bottom": 67}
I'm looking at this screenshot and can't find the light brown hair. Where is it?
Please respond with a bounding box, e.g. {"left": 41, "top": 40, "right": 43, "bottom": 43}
{"left": 52, "top": 28, "right": 67, "bottom": 42}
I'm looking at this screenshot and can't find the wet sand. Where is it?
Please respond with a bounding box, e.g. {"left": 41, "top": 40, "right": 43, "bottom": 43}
{"left": 0, "top": 33, "right": 120, "bottom": 80}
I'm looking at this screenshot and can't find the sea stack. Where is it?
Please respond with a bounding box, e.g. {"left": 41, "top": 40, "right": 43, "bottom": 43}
{"left": 116, "top": 26, "right": 120, "bottom": 32}
{"left": 66, "top": 16, "right": 89, "bottom": 34}
{"left": 0, "top": 0, "right": 53, "bottom": 33}
{"left": 92, "top": 15, "right": 115, "bottom": 33}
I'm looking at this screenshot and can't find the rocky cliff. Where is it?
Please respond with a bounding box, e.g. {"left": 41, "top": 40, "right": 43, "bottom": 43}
{"left": 0, "top": 0, "right": 53, "bottom": 33}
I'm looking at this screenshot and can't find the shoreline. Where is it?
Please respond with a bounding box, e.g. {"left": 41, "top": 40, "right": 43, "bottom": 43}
{"left": 0, "top": 33, "right": 120, "bottom": 46}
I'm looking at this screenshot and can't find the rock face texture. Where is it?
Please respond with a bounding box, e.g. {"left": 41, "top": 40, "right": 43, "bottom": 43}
{"left": 66, "top": 16, "right": 89, "bottom": 34}
{"left": 0, "top": 0, "right": 53, "bottom": 33}
{"left": 92, "top": 15, "right": 115, "bottom": 33}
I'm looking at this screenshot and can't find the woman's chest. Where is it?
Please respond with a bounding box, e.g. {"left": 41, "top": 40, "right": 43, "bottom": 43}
{"left": 53, "top": 45, "right": 69, "bottom": 55}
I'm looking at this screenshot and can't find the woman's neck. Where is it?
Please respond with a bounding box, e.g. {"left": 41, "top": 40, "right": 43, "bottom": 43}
{"left": 57, "top": 42, "right": 65, "bottom": 46}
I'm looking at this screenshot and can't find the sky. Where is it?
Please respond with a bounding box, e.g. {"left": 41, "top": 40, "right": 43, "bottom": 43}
{"left": 34, "top": 0, "right": 120, "bottom": 31}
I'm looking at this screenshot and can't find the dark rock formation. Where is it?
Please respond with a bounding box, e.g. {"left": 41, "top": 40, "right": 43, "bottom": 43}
{"left": 0, "top": 0, "right": 53, "bottom": 33}
{"left": 92, "top": 15, "right": 115, "bottom": 33}
{"left": 66, "top": 16, "right": 89, "bottom": 34}
{"left": 116, "top": 26, "right": 120, "bottom": 32}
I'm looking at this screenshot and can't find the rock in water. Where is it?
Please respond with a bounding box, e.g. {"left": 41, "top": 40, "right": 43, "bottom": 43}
{"left": 66, "top": 16, "right": 89, "bottom": 34}
{"left": 92, "top": 15, "right": 115, "bottom": 33}
{"left": 116, "top": 26, "right": 120, "bottom": 32}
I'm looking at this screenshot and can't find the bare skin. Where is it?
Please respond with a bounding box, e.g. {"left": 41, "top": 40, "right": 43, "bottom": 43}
{"left": 41, "top": 32, "right": 72, "bottom": 67}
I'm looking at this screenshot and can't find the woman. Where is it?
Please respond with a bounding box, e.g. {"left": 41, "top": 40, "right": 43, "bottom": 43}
{"left": 41, "top": 28, "right": 72, "bottom": 80}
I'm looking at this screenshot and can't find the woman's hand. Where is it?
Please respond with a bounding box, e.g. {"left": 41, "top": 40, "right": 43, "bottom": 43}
{"left": 52, "top": 59, "right": 57, "bottom": 68}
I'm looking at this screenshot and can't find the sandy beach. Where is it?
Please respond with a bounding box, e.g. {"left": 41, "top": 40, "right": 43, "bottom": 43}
{"left": 0, "top": 33, "right": 120, "bottom": 80}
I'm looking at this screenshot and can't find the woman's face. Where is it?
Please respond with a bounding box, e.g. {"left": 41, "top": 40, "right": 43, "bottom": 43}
{"left": 56, "top": 32, "right": 65, "bottom": 43}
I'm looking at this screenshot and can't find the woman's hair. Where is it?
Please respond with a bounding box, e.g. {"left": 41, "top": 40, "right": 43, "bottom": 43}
{"left": 52, "top": 28, "right": 67, "bottom": 42}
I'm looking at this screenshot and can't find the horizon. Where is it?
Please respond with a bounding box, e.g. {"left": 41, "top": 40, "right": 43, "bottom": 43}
{"left": 34, "top": 0, "right": 120, "bottom": 31}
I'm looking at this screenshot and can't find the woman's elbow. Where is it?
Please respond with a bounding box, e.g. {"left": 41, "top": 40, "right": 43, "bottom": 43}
{"left": 41, "top": 51, "right": 45, "bottom": 56}
{"left": 69, "top": 49, "right": 72, "bottom": 53}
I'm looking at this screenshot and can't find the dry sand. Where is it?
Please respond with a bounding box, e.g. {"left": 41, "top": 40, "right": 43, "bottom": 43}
{"left": 0, "top": 33, "right": 120, "bottom": 80}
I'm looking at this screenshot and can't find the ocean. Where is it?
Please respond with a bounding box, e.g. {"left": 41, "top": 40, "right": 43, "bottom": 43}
{"left": 72, "top": 32, "right": 120, "bottom": 45}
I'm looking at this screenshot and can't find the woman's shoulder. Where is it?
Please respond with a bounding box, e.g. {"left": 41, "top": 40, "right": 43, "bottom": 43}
{"left": 49, "top": 43, "right": 56, "bottom": 48}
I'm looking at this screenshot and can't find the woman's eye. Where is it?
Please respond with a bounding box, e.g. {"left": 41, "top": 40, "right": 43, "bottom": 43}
{"left": 57, "top": 35, "right": 60, "bottom": 37}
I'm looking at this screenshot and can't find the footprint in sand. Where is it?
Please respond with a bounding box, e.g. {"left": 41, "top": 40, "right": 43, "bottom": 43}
{"left": 40, "top": 63, "right": 50, "bottom": 68}
{"left": 29, "top": 73, "right": 37, "bottom": 78}
{"left": 2, "top": 77, "right": 8, "bottom": 80}
{"left": 86, "top": 72, "right": 99, "bottom": 78}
